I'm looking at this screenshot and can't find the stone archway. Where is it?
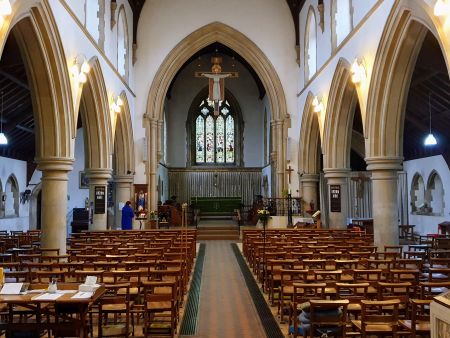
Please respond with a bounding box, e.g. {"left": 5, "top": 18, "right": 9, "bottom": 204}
{"left": 113, "top": 92, "right": 135, "bottom": 228}
{"left": 144, "top": 22, "right": 290, "bottom": 208}
{"left": 6, "top": 3, "right": 74, "bottom": 253}
{"left": 365, "top": 0, "right": 448, "bottom": 246}
{"left": 298, "top": 92, "right": 321, "bottom": 212}
{"left": 77, "top": 58, "right": 113, "bottom": 230}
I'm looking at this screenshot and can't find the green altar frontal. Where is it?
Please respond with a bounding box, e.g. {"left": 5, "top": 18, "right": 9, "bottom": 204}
{"left": 191, "top": 197, "right": 242, "bottom": 216}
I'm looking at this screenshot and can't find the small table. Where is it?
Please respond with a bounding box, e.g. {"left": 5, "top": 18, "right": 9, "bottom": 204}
{"left": 399, "top": 224, "right": 416, "bottom": 241}
{"left": 0, "top": 283, "right": 105, "bottom": 338}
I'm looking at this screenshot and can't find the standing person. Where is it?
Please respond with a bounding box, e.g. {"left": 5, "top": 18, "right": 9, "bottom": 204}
{"left": 121, "top": 201, "right": 134, "bottom": 230}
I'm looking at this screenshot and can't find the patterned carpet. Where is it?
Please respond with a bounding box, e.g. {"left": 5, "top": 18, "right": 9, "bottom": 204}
{"left": 180, "top": 241, "right": 266, "bottom": 338}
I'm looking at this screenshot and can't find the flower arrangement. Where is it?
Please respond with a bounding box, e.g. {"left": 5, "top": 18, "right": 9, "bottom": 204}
{"left": 257, "top": 209, "right": 271, "bottom": 222}
{"left": 149, "top": 210, "right": 157, "bottom": 220}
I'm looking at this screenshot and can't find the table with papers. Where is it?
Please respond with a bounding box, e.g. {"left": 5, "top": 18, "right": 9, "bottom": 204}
{"left": 0, "top": 282, "right": 105, "bottom": 338}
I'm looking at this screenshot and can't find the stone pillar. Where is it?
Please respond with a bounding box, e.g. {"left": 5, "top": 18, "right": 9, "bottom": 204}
{"left": 271, "top": 119, "right": 285, "bottom": 196}
{"left": 86, "top": 168, "right": 112, "bottom": 231}
{"left": 324, "top": 168, "right": 350, "bottom": 229}
{"left": 38, "top": 158, "right": 73, "bottom": 255}
{"left": 300, "top": 173, "right": 320, "bottom": 211}
{"left": 148, "top": 118, "right": 159, "bottom": 210}
{"left": 366, "top": 157, "right": 402, "bottom": 248}
{"left": 114, "top": 174, "right": 134, "bottom": 229}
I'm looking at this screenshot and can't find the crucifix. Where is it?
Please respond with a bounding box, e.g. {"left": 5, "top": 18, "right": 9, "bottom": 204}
{"left": 286, "top": 166, "right": 294, "bottom": 184}
{"left": 195, "top": 56, "right": 238, "bottom": 115}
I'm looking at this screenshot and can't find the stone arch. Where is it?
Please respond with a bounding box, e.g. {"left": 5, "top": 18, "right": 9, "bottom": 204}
{"left": 426, "top": 170, "right": 444, "bottom": 215}
{"left": 323, "top": 58, "right": 360, "bottom": 170}
{"left": 145, "top": 22, "right": 289, "bottom": 207}
{"left": 114, "top": 92, "right": 135, "bottom": 176}
{"left": 410, "top": 172, "right": 425, "bottom": 213}
{"left": 365, "top": 0, "right": 448, "bottom": 161}
{"left": 78, "top": 57, "right": 113, "bottom": 172}
{"left": 116, "top": 5, "right": 129, "bottom": 79}
{"left": 6, "top": 3, "right": 74, "bottom": 163}
{"left": 299, "top": 92, "right": 321, "bottom": 175}
{"left": 5, "top": 174, "right": 19, "bottom": 217}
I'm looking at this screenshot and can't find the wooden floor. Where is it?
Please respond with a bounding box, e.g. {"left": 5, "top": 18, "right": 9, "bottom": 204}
{"left": 180, "top": 240, "right": 266, "bottom": 338}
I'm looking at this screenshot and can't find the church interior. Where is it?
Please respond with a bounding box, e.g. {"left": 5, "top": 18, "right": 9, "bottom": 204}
{"left": 0, "top": 0, "right": 450, "bottom": 337}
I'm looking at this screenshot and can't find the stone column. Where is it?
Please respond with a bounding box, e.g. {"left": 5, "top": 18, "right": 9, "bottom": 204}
{"left": 324, "top": 168, "right": 350, "bottom": 229}
{"left": 86, "top": 168, "right": 112, "bottom": 231}
{"left": 114, "top": 174, "right": 134, "bottom": 229}
{"left": 300, "top": 173, "right": 320, "bottom": 211}
{"left": 271, "top": 119, "right": 285, "bottom": 196}
{"left": 147, "top": 118, "right": 159, "bottom": 210}
{"left": 38, "top": 158, "right": 73, "bottom": 255}
{"left": 366, "top": 157, "right": 402, "bottom": 248}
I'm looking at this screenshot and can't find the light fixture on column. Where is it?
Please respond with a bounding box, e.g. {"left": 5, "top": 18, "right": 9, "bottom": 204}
{"left": 351, "top": 58, "right": 366, "bottom": 84}
{"left": 424, "top": 93, "right": 437, "bottom": 146}
{"left": 0, "top": 91, "right": 7, "bottom": 145}
{"left": 312, "top": 96, "right": 324, "bottom": 114}
{"left": 70, "top": 55, "right": 91, "bottom": 83}
{"left": 434, "top": 0, "right": 450, "bottom": 16}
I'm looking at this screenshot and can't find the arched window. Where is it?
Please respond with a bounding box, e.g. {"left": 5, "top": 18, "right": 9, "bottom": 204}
{"left": 427, "top": 171, "right": 444, "bottom": 216}
{"left": 4, "top": 175, "right": 19, "bottom": 217}
{"left": 188, "top": 90, "right": 243, "bottom": 166}
{"left": 117, "top": 8, "right": 129, "bottom": 78}
{"left": 85, "top": 0, "right": 105, "bottom": 48}
{"left": 332, "top": 0, "right": 353, "bottom": 49}
{"left": 305, "top": 7, "right": 317, "bottom": 80}
{"left": 410, "top": 173, "right": 425, "bottom": 214}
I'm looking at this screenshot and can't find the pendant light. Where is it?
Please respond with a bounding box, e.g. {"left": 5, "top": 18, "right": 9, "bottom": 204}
{"left": 424, "top": 92, "right": 437, "bottom": 146}
{"left": 0, "top": 91, "right": 7, "bottom": 145}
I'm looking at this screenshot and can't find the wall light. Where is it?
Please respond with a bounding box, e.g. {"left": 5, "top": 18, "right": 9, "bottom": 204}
{"left": 0, "top": 0, "right": 12, "bottom": 17}
{"left": 312, "top": 96, "right": 324, "bottom": 114}
{"left": 111, "top": 95, "right": 123, "bottom": 114}
{"left": 70, "top": 55, "right": 91, "bottom": 83}
{"left": 434, "top": 0, "right": 450, "bottom": 16}
{"left": 351, "top": 58, "right": 366, "bottom": 84}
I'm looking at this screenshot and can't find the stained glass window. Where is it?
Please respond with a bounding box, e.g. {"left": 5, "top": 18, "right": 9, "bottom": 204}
{"left": 226, "top": 116, "right": 234, "bottom": 163}
{"left": 195, "top": 116, "right": 205, "bottom": 162}
{"left": 194, "top": 98, "right": 236, "bottom": 165}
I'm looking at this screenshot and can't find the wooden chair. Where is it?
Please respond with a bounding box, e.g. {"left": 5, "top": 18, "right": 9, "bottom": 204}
{"left": 336, "top": 282, "right": 370, "bottom": 319}
{"left": 351, "top": 299, "right": 401, "bottom": 337}
{"left": 398, "top": 299, "right": 431, "bottom": 338}
{"left": 98, "top": 283, "right": 131, "bottom": 337}
{"left": 142, "top": 281, "right": 178, "bottom": 338}
{"left": 309, "top": 299, "right": 349, "bottom": 338}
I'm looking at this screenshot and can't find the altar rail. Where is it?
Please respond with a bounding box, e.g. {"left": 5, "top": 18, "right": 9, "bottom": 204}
{"left": 262, "top": 197, "right": 303, "bottom": 216}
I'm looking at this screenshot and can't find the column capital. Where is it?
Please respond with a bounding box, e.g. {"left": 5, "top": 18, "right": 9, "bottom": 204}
{"left": 300, "top": 173, "right": 320, "bottom": 183}
{"left": 271, "top": 119, "right": 284, "bottom": 127}
{"left": 113, "top": 174, "right": 134, "bottom": 184}
{"left": 323, "top": 168, "right": 351, "bottom": 179}
{"left": 85, "top": 168, "right": 113, "bottom": 181}
{"left": 365, "top": 156, "right": 403, "bottom": 172}
{"left": 36, "top": 157, "right": 74, "bottom": 172}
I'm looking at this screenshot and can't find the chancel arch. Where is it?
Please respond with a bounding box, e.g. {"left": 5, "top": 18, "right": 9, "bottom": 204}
{"left": 145, "top": 22, "right": 289, "bottom": 208}
{"left": 365, "top": 0, "right": 450, "bottom": 246}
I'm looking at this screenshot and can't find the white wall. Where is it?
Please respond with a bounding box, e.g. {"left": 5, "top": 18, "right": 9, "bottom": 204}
{"left": 404, "top": 155, "right": 450, "bottom": 235}
{"left": 133, "top": 0, "right": 298, "bottom": 181}
{"left": 165, "top": 54, "right": 264, "bottom": 167}
{"left": 0, "top": 157, "right": 29, "bottom": 231}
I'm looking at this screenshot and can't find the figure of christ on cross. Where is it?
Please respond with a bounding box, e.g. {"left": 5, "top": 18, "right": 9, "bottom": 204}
{"left": 195, "top": 56, "right": 238, "bottom": 115}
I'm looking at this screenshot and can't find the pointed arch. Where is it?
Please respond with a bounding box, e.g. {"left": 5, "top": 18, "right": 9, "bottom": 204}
{"left": 8, "top": 2, "right": 74, "bottom": 162}
{"left": 116, "top": 5, "right": 129, "bottom": 79}
{"left": 79, "top": 57, "right": 113, "bottom": 170}
{"left": 299, "top": 92, "right": 321, "bottom": 174}
{"left": 365, "top": 0, "right": 449, "bottom": 160}
{"left": 145, "top": 22, "right": 289, "bottom": 206}
{"left": 114, "top": 92, "right": 135, "bottom": 175}
{"left": 5, "top": 174, "right": 19, "bottom": 217}
{"left": 323, "top": 58, "right": 361, "bottom": 170}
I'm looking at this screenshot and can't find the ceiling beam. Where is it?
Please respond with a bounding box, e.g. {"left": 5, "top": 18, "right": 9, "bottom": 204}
{"left": 0, "top": 69, "right": 29, "bottom": 91}
{"left": 15, "top": 124, "right": 34, "bottom": 134}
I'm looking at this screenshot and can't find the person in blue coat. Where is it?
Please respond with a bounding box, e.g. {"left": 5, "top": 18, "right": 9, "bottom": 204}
{"left": 121, "top": 201, "right": 135, "bottom": 230}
